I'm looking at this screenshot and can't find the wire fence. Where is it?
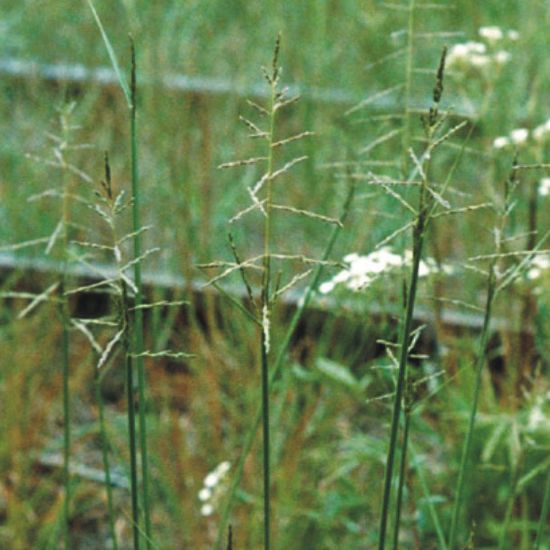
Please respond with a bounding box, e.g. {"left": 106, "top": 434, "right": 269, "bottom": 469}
{"left": 0, "top": 56, "right": 475, "bottom": 116}
{"left": 0, "top": 251, "right": 517, "bottom": 333}
{"left": 0, "top": 57, "right": 360, "bottom": 105}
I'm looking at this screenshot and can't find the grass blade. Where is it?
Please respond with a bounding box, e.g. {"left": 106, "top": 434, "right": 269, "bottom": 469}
{"left": 86, "top": 0, "right": 131, "bottom": 106}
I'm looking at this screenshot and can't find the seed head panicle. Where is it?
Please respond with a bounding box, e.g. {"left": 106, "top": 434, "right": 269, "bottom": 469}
{"left": 101, "top": 151, "right": 113, "bottom": 200}
{"left": 424, "top": 46, "right": 448, "bottom": 129}
{"left": 129, "top": 35, "right": 137, "bottom": 109}
{"left": 271, "top": 32, "right": 282, "bottom": 83}
{"left": 433, "top": 46, "right": 447, "bottom": 104}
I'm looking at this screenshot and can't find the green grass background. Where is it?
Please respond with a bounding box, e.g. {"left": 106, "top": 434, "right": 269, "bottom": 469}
{"left": 0, "top": 1, "right": 549, "bottom": 548}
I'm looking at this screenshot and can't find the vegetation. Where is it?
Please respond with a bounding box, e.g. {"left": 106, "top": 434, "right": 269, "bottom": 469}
{"left": 0, "top": 1, "right": 549, "bottom": 548}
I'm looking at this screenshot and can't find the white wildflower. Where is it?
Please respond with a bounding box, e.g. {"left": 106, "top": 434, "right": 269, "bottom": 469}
{"left": 448, "top": 30, "right": 516, "bottom": 72}
{"left": 198, "top": 488, "right": 211, "bottom": 502}
{"left": 319, "top": 281, "right": 335, "bottom": 294}
{"left": 494, "top": 50, "right": 511, "bottom": 65}
{"left": 201, "top": 504, "right": 214, "bottom": 517}
{"left": 533, "top": 119, "right": 550, "bottom": 143}
{"left": 533, "top": 125, "right": 548, "bottom": 142}
{"left": 198, "top": 461, "right": 232, "bottom": 518}
{"left": 420, "top": 257, "right": 441, "bottom": 277}
{"left": 507, "top": 29, "right": 519, "bottom": 41}
{"left": 539, "top": 178, "right": 550, "bottom": 197}
{"left": 215, "top": 461, "right": 231, "bottom": 476}
{"left": 464, "top": 41, "right": 487, "bottom": 54}
{"left": 470, "top": 54, "right": 491, "bottom": 68}
{"left": 204, "top": 472, "right": 219, "bottom": 488}
{"left": 447, "top": 43, "right": 470, "bottom": 63}
{"left": 447, "top": 42, "right": 487, "bottom": 69}
{"left": 479, "top": 26, "right": 504, "bottom": 43}
{"left": 510, "top": 128, "right": 529, "bottom": 145}
{"left": 493, "top": 136, "right": 510, "bottom": 149}
{"left": 320, "top": 247, "right": 451, "bottom": 294}
{"left": 527, "top": 253, "right": 550, "bottom": 280}
{"left": 418, "top": 260, "right": 431, "bottom": 277}
{"left": 441, "top": 263, "right": 455, "bottom": 275}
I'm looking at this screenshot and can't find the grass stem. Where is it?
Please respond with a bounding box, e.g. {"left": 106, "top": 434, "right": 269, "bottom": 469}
{"left": 124, "top": 280, "right": 141, "bottom": 549}
{"left": 392, "top": 400, "right": 411, "bottom": 549}
{"left": 129, "top": 39, "right": 153, "bottom": 548}
{"left": 378, "top": 46, "right": 448, "bottom": 546}
{"left": 378, "top": 229, "right": 425, "bottom": 550}
{"left": 60, "top": 297, "right": 71, "bottom": 549}
{"left": 214, "top": 184, "right": 355, "bottom": 549}
{"left": 95, "top": 371, "right": 119, "bottom": 550}
{"left": 258, "top": 39, "right": 281, "bottom": 549}
{"left": 58, "top": 104, "right": 75, "bottom": 549}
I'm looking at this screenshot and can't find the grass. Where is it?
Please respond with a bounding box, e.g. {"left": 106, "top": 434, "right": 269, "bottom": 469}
{"left": 0, "top": 0, "right": 550, "bottom": 548}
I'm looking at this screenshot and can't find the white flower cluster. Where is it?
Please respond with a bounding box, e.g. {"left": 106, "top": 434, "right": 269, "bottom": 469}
{"left": 539, "top": 178, "right": 550, "bottom": 197}
{"left": 446, "top": 26, "right": 518, "bottom": 71}
{"left": 493, "top": 117, "right": 550, "bottom": 150}
{"left": 319, "top": 248, "right": 451, "bottom": 294}
{"left": 533, "top": 119, "right": 550, "bottom": 143}
{"left": 198, "top": 461, "right": 231, "bottom": 517}
{"left": 479, "top": 26, "right": 519, "bottom": 43}
{"left": 527, "top": 254, "right": 550, "bottom": 281}
{"left": 493, "top": 128, "right": 530, "bottom": 149}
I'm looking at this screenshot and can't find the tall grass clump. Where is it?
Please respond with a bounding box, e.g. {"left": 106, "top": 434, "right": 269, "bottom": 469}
{"left": 201, "top": 35, "right": 350, "bottom": 548}
{"left": 213, "top": 184, "right": 355, "bottom": 549}
{"left": 67, "top": 151, "right": 139, "bottom": 547}
{"left": 66, "top": 150, "right": 191, "bottom": 547}
{"left": 448, "top": 158, "right": 550, "bottom": 548}
{"left": 0, "top": 102, "right": 96, "bottom": 546}
{"left": 2, "top": 1, "right": 550, "bottom": 546}
{"left": 86, "top": 1, "right": 154, "bottom": 544}
{"left": 128, "top": 38, "right": 153, "bottom": 548}
{"left": 372, "top": 47, "right": 467, "bottom": 548}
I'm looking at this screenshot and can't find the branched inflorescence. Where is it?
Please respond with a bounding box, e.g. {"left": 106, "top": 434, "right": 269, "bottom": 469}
{"left": 200, "top": 35, "right": 340, "bottom": 550}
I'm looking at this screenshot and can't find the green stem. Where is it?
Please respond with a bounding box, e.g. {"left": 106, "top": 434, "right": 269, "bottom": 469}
{"left": 534, "top": 471, "right": 550, "bottom": 549}
{"left": 447, "top": 269, "right": 496, "bottom": 548}
{"left": 61, "top": 293, "right": 71, "bottom": 549}
{"left": 258, "top": 62, "right": 278, "bottom": 550}
{"left": 125, "top": 306, "right": 140, "bottom": 549}
{"left": 378, "top": 227, "right": 425, "bottom": 550}
{"left": 260, "top": 333, "right": 271, "bottom": 550}
{"left": 95, "top": 372, "right": 119, "bottom": 550}
{"left": 129, "top": 40, "right": 152, "bottom": 547}
{"left": 59, "top": 111, "right": 72, "bottom": 549}
{"left": 392, "top": 405, "right": 411, "bottom": 549}
{"left": 214, "top": 185, "right": 355, "bottom": 550}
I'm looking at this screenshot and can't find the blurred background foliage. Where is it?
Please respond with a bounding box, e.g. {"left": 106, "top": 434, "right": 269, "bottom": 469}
{"left": 0, "top": 1, "right": 549, "bottom": 548}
